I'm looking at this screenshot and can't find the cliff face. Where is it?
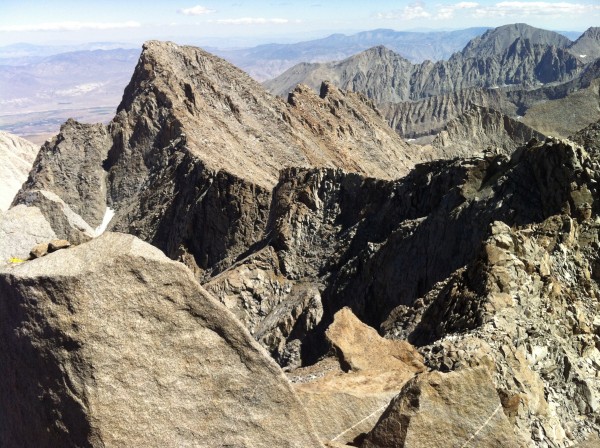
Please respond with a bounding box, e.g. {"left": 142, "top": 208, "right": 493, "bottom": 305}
{"left": 205, "top": 135, "right": 600, "bottom": 445}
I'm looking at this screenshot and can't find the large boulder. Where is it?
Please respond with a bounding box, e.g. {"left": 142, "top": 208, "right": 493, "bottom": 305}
{"left": 292, "top": 308, "right": 425, "bottom": 445}
{"left": 15, "top": 189, "right": 95, "bottom": 244}
{"left": 325, "top": 307, "right": 424, "bottom": 373}
{"left": 0, "top": 204, "right": 56, "bottom": 265}
{"left": 0, "top": 232, "right": 323, "bottom": 447}
{"left": 362, "top": 367, "right": 523, "bottom": 448}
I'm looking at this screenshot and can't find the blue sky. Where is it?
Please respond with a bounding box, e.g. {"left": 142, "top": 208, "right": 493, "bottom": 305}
{"left": 1, "top": 0, "right": 598, "bottom": 47}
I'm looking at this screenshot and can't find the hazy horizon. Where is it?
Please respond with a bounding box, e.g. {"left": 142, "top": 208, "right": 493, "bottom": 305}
{"left": 1, "top": 0, "right": 598, "bottom": 48}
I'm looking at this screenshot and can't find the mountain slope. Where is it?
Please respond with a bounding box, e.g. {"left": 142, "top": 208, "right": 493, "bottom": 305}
{"left": 15, "top": 41, "right": 430, "bottom": 278}
{"left": 430, "top": 104, "right": 546, "bottom": 157}
{"left": 0, "top": 131, "right": 39, "bottom": 210}
{"left": 265, "top": 24, "right": 583, "bottom": 101}
{"left": 460, "top": 22, "right": 571, "bottom": 58}
{"left": 5, "top": 37, "right": 600, "bottom": 448}
{"left": 568, "top": 26, "right": 600, "bottom": 62}
{"left": 214, "top": 27, "right": 489, "bottom": 81}
{"left": 266, "top": 24, "right": 600, "bottom": 139}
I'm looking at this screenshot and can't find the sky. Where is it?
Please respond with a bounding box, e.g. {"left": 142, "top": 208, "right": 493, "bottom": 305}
{"left": 1, "top": 0, "right": 598, "bottom": 47}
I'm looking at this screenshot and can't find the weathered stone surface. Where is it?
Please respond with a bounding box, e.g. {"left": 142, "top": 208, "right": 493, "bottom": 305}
{"left": 0, "top": 205, "right": 56, "bottom": 265}
{"left": 209, "top": 137, "right": 600, "bottom": 376}
{"left": 13, "top": 119, "right": 111, "bottom": 227}
{"left": 326, "top": 307, "right": 424, "bottom": 373}
{"left": 29, "top": 242, "right": 49, "bottom": 259}
{"left": 290, "top": 309, "right": 424, "bottom": 445}
{"left": 385, "top": 211, "right": 600, "bottom": 444}
{"left": 206, "top": 245, "right": 324, "bottom": 367}
{"left": 48, "top": 239, "right": 70, "bottom": 252}
{"left": 362, "top": 367, "right": 523, "bottom": 448}
{"left": 7, "top": 36, "right": 600, "bottom": 448}
{"left": 0, "top": 131, "right": 39, "bottom": 211}
{"left": 16, "top": 189, "right": 95, "bottom": 244}
{"left": 0, "top": 232, "right": 323, "bottom": 447}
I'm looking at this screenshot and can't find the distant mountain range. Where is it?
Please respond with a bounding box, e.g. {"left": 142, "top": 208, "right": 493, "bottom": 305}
{"left": 265, "top": 24, "right": 600, "bottom": 139}
{"left": 213, "top": 27, "right": 490, "bottom": 81}
{"left": 0, "top": 27, "right": 496, "bottom": 142}
{"left": 0, "top": 25, "right": 591, "bottom": 143}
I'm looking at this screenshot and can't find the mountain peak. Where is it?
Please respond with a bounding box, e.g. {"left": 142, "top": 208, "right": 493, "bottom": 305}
{"left": 361, "top": 45, "right": 404, "bottom": 59}
{"left": 111, "top": 41, "right": 426, "bottom": 190}
{"left": 569, "top": 27, "right": 600, "bottom": 61}
{"left": 461, "top": 23, "right": 571, "bottom": 58}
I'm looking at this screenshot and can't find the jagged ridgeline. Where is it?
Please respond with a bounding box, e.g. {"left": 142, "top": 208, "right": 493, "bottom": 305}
{"left": 2, "top": 29, "right": 600, "bottom": 447}
{"left": 266, "top": 23, "right": 600, "bottom": 139}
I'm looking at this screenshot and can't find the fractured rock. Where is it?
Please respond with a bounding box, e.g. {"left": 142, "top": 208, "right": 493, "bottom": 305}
{"left": 362, "top": 367, "right": 523, "bottom": 448}
{"left": 29, "top": 242, "right": 49, "bottom": 259}
{"left": 13, "top": 119, "right": 111, "bottom": 228}
{"left": 291, "top": 308, "right": 425, "bottom": 445}
{"left": 16, "top": 189, "right": 95, "bottom": 244}
{"left": 326, "top": 307, "right": 424, "bottom": 373}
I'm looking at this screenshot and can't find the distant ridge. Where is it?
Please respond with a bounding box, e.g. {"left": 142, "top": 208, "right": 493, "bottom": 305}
{"left": 265, "top": 23, "right": 598, "bottom": 138}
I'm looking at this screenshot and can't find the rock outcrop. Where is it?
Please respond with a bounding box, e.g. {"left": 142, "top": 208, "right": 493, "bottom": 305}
{"left": 571, "top": 118, "right": 600, "bottom": 154}
{"left": 290, "top": 308, "right": 424, "bottom": 445}
{"left": 13, "top": 119, "right": 111, "bottom": 228}
{"left": 7, "top": 36, "right": 600, "bottom": 448}
{"left": 0, "top": 232, "right": 323, "bottom": 447}
{"left": 362, "top": 367, "right": 522, "bottom": 448}
{"left": 16, "top": 189, "right": 95, "bottom": 244}
{"left": 0, "top": 131, "right": 39, "bottom": 211}
{"left": 208, "top": 136, "right": 600, "bottom": 445}
{"left": 0, "top": 205, "right": 56, "bottom": 264}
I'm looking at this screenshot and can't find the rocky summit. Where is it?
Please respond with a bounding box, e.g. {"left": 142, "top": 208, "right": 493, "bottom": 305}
{"left": 2, "top": 30, "right": 600, "bottom": 448}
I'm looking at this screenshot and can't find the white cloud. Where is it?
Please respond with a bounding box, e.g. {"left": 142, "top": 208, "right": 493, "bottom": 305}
{"left": 473, "top": 1, "right": 599, "bottom": 17}
{"left": 0, "top": 21, "right": 141, "bottom": 32}
{"left": 178, "top": 5, "right": 216, "bottom": 16}
{"left": 376, "top": 2, "right": 432, "bottom": 20}
{"left": 455, "top": 2, "right": 479, "bottom": 8}
{"left": 435, "top": 1, "right": 479, "bottom": 20}
{"left": 210, "top": 17, "right": 293, "bottom": 25}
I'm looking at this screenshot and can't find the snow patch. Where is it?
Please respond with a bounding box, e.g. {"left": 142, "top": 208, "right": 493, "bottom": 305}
{"left": 580, "top": 54, "right": 587, "bottom": 58}
{"left": 94, "top": 207, "right": 115, "bottom": 236}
